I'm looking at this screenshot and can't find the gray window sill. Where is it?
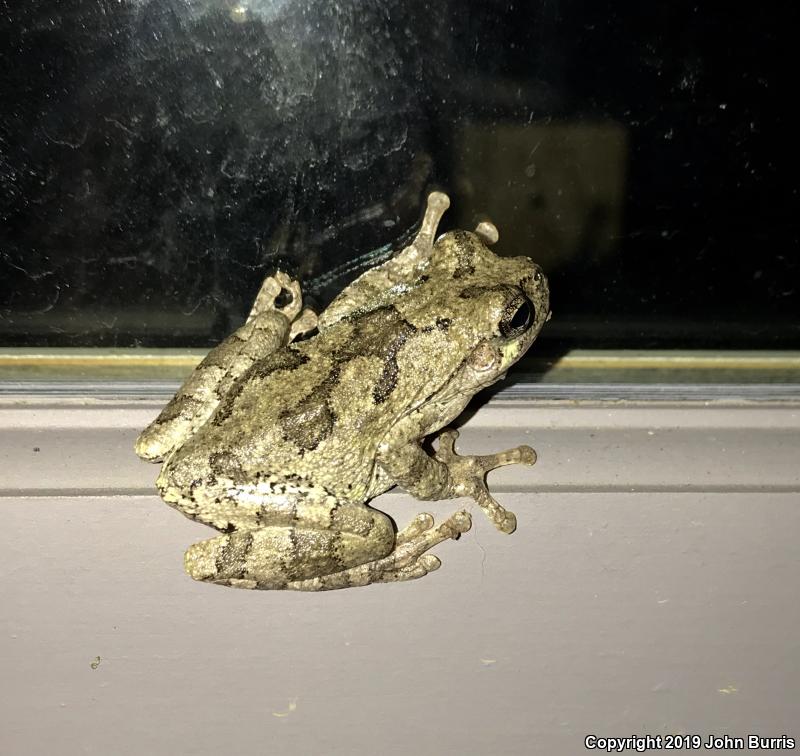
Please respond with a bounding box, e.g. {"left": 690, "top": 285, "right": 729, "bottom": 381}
{"left": 2, "top": 381, "right": 798, "bottom": 755}
{"left": 2, "top": 381, "right": 799, "bottom": 496}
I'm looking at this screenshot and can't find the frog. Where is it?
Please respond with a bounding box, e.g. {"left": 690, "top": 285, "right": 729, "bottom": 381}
{"left": 135, "top": 191, "right": 551, "bottom": 591}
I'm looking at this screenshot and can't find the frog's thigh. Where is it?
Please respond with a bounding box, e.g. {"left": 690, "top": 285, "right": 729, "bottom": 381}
{"left": 184, "top": 504, "right": 395, "bottom": 590}
{"left": 135, "top": 309, "right": 290, "bottom": 461}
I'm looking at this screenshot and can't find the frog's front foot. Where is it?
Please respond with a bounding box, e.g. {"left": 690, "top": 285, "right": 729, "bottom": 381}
{"left": 434, "top": 429, "right": 536, "bottom": 534}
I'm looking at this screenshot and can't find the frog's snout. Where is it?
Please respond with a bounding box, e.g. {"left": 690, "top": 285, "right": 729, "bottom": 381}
{"left": 522, "top": 261, "right": 547, "bottom": 293}
{"left": 519, "top": 261, "right": 550, "bottom": 329}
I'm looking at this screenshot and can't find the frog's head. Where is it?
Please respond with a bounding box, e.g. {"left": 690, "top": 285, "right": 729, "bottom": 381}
{"left": 411, "top": 227, "right": 551, "bottom": 398}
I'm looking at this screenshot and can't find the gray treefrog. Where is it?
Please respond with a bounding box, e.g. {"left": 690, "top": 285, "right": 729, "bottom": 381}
{"left": 135, "top": 192, "right": 551, "bottom": 591}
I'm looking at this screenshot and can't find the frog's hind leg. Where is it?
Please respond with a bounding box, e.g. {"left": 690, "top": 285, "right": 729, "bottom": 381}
{"left": 183, "top": 507, "right": 470, "bottom": 592}
{"left": 283, "top": 510, "right": 472, "bottom": 591}
{"left": 183, "top": 502, "right": 397, "bottom": 590}
{"left": 135, "top": 272, "right": 317, "bottom": 462}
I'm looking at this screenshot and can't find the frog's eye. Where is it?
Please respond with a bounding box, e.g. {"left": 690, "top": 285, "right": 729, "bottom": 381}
{"left": 500, "top": 297, "right": 534, "bottom": 337}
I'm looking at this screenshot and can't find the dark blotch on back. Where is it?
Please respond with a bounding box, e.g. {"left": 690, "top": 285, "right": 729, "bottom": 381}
{"left": 212, "top": 348, "right": 309, "bottom": 426}
{"left": 278, "top": 306, "right": 418, "bottom": 449}
{"left": 421, "top": 317, "right": 450, "bottom": 335}
{"left": 155, "top": 394, "right": 200, "bottom": 425}
{"left": 344, "top": 306, "right": 418, "bottom": 405}
{"left": 279, "top": 369, "right": 339, "bottom": 451}
{"left": 208, "top": 450, "right": 246, "bottom": 483}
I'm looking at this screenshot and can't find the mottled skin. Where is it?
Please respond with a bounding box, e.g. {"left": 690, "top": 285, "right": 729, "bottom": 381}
{"left": 136, "top": 192, "right": 551, "bottom": 590}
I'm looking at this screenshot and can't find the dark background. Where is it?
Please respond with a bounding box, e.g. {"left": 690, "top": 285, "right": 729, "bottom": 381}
{"left": 1, "top": 0, "right": 797, "bottom": 349}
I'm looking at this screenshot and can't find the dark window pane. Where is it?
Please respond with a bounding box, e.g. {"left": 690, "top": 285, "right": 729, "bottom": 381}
{"left": 1, "top": 1, "right": 796, "bottom": 349}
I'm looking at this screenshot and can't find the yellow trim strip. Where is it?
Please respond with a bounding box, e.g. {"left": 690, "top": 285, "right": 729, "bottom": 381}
{"left": 0, "top": 350, "right": 799, "bottom": 371}
{"left": 0, "top": 354, "right": 202, "bottom": 367}
{"left": 547, "top": 354, "right": 800, "bottom": 370}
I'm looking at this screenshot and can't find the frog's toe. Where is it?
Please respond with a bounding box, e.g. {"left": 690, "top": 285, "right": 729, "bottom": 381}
{"left": 472, "top": 482, "right": 518, "bottom": 535}
{"left": 380, "top": 554, "right": 441, "bottom": 583}
{"left": 272, "top": 271, "right": 304, "bottom": 320}
{"left": 435, "top": 428, "right": 460, "bottom": 460}
{"left": 498, "top": 510, "right": 517, "bottom": 535}
{"left": 248, "top": 272, "right": 303, "bottom": 322}
{"left": 417, "top": 554, "right": 441, "bottom": 571}
{"left": 474, "top": 220, "right": 499, "bottom": 246}
{"left": 403, "top": 554, "right": 442, "bottom": 578}
{"left": 448, "top": 509, "right": 473, "bottom": 536}
{"left": 288, "top": 307, "right": 318, "bottom": 341}
{"left": 481, "top": 444, "right": 537, "bottom": 470}
{"left": 271, "top": 270, "right": 294, "bottom": 291}
{"left": 396, "top": 512, "right": 435, "bottom": 544}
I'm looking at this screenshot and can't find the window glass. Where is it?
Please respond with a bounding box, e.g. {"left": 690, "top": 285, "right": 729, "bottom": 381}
{"left": 1, "top": 2, "right": 796, "bottom": 354}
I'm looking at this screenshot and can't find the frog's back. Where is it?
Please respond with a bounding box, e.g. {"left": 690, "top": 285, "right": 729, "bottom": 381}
{"left": 165, "top": 333, "right": 398, "bottom": 500}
